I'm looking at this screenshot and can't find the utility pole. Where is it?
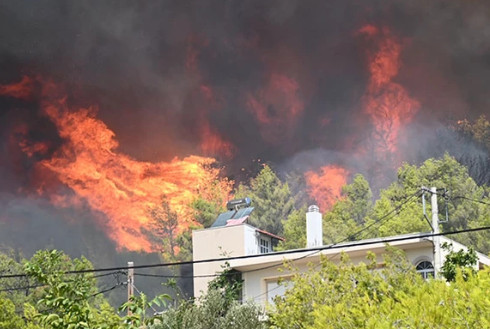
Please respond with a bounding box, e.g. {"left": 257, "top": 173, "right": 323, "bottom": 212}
{"left": 127, "top": 261, "right": 134, "bottom": 316}
{"left": 430, "top": 187, "right": 442, "bottom": 278}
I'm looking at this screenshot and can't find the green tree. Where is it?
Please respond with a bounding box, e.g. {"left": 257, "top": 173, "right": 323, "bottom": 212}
{"left": 441, "top": 242, "right": 478, "bottom": 282}
{"left": 456, "top": 114, "right": 490, "bottom": 151}
{"left": 190, "top": 197, "right": 224, "bottom": 229}
{"left": 151, "top": 266, "right": 266, "bottom": 329}
{"left": 277, "top": 207, "right": 307, "bottom": 251}
{"left": 278, "top": 175, "right": 373, "bottom": 250}
{"left": 323, "top": 174, "right": 373, "bottom": 244}
{"left": 0, "top": 296, "right": 30, "bottom": 329}
{"left": 363, "top": 154, "right": 490, "bottom": 253}
{"left": 235, "top": 165, "right": 295, "bottom": 235}
{"left": 23, "top": 249, "right": 122, "bottom": 329}
{"left": 0, "top": 249, "right": 34, "bottom": 313}
{"left": 269, "top": 249, "right": 490, "bottom": 329}
{"left": 150, "top": 197, "right": 182, "bottom": 262}
{"left": 190, "top": 179, "right": 229, "bottom": 229}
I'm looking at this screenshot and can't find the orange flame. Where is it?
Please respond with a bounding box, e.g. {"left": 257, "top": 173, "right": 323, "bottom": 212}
{"left": 247, "top": 73, "right": 304, "bottom": 145}
{"left": 4, "top": 77, "right": 232, "bottom": 252}
{"left": 200, "top": 122, "right": 236, "bottom": 158}
{"left": 0, "top": 75, "right": 34, "bottom": 100}
{"left": 305, "top": 165, "right": 349, "bottom": 211}
{"left": 359, "top": 25, "right": 419, "bottom": 155}
{"left": 10, "top": 123, "right": 50, "bottom": 157}
{"left": 197, "top": 85, "right": 236, "bottom": 158}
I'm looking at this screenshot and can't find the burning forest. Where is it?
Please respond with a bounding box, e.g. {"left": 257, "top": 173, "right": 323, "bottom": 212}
{"left": 1, "top": 1, "right": 489, "bottom": 258}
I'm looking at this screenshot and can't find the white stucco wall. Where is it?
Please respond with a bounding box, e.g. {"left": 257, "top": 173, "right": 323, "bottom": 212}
{"left": 193, "top": 225, "right": 247, "bottom": 298}
{"left": 232, "top": 238, "right": 436, "bottom": 307}
{"left": 193, "top": 223, "right": 268, "bottom": 298}
{"left": 244, "top": 225, "right": 259, "bottom": 255}
{"left": 192, "top": 225, "right": 490, "bottom": 304}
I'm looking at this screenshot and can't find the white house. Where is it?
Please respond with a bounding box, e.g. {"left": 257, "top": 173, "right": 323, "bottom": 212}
{"left": 192, "top": 204, "right": 490, "bottom": 306}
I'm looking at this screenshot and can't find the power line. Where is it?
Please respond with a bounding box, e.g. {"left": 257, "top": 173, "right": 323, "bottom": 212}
{"left": 2, "top": 226, "right": 489, "bottom": 301}
{"left": 135, "top": 189, "right": 424, "bottom": 280}
{"left": 0, "top": 189, "right": 424, "bottom": 280}
{"left": 0, "top": 284, "right": 45, "bottom": 292}
{"left": 90, "top": 282, "right": 126, "bottom": 298}
{"left": 452, "top": 195, "right": 490, "bottom": 206}
{"left": 248, "top": 224, "right": 490, "bottom": 302}
{"left": 2, "top": 225, "right": 489, "bottom": 280}
{"left": 5, "top": 225, "right": 485, "bottom": 282}
{"left": 0, "top": 271, "right": 125, "bottom": 293}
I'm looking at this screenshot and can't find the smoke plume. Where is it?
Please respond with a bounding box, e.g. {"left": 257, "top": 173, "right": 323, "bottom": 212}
{"left": 1, "top": 0, "right": 489, "bottom": 253}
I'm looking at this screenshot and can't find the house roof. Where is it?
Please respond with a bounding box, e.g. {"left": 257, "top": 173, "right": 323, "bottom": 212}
{"left": 229, "top": 232, "right": 490, "bottom": 271}
{"left": 256, "top": 228, "right": 285, "bottom": 241}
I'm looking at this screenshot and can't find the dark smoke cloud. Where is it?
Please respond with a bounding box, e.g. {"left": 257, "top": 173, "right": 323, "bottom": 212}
{"left": 1, "top": 1, "right": 489, "bottom": 261}
{"left": 2, "top": 1, "right": 488, "bottom": 165}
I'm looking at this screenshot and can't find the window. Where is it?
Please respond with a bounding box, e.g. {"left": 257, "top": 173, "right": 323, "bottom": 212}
{"left": 266, "top": 279, "right": 292, "bottom": 305}
{"left": 416, "top": 260, "right": 434, "bottom": 279}
{"left": 259, "top": 238, "right": 270, "bottom": 254}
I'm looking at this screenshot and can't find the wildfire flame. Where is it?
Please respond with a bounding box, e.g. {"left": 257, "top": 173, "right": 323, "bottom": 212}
{"left": 200, "top": 122, "right": 236, "bottom": 158}
{"left": 305, "top": 25, "right": 418, "bottom": 209}
{"left": 247, "top": 73, "right": 304, "bottom": 145}
{"left": 3, "top": 78, "right": 232, "bottom": 252}
{"left": 0, "top": 75, "right": 34, "bottom": 100}
{"left": 359, "top": 25, "right": 419, "bottom": 156}
{"left": 304, "top": 165, "right": 349, "bottom": 212}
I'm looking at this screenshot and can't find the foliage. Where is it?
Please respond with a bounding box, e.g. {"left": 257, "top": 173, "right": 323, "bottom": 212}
{"left": 235, "top": 165, "right": 295, "bottom": 235}
{"left": 280, "top": 175, "right": 373, "bottom": 250}
{"left": 362, "top": 154, "right": 490, "bottom": 253}
{"left": 23, "top": 249, "right": 122, "bottom": 329}
{"left": 277, "top": 207, "right": 307, "bottom": 251}
{"left": 150, "top": 261, "right": 265, "bottom": 329}
{"left": 0, "top": 248, "right": 33, "bottom": 313}
{"left": 151, "top": 182, "right": 228, "bottom": 263}
{"left": 119, "top": 293, "right": 170, "bottom": 328}
{"left": 441, "top": 242, "right": 478, "bottom": 282}
{"left": 0, "top": 296, "right": 28, "bottom": 329}
{"left": 149, "top": 197, "right": 183, "bottom": 262}
{"left": 323, "top": 174, "right": 373, "bottom": 244}
{"left": 151, "top": 288, "right": 266, "bottom": 329}
{"left": 269, "top": 249, "right": 490, "bottom": 329}
{"left": 190, "top": 196, "right": 224, "bottom": 229}
{"left": 190, "top": 179, "right": 229, "bottom": 229}
{"left": 456, "top": 114, "right": 490, "bottom": 151}
{"left": 207, "top": 262, "right": 243, "bottom": 304}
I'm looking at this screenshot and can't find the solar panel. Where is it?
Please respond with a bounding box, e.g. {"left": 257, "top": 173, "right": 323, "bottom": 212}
{"left": 210, "top": 207, "right": 255, "bottom": 227}
{"left": 233, "top": 207, "right": 254, "bottom": 219}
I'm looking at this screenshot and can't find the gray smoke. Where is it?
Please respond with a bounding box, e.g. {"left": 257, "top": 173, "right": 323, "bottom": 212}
{"left": 0, "top": 0, "right": 489, "bottom": 276}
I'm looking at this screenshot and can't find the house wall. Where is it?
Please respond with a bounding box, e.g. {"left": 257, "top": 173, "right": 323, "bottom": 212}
{"left": 193, "top": 223, "right": 265, "bottom": 298}
{"left": 193, "top": 225, "right": 247, "bottom": 298}
{"left": 238, "top": 243, "right": 434, "bottom": 307}
{"left": 244, "top": 225, "right": 259, "bottom": 255}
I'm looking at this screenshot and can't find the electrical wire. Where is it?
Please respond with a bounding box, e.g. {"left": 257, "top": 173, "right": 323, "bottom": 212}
{"left": 0, "top": 284, "right": 45, "bottom": 292}
{"left": 247, "top": 209, "right": 409, "bottom": 303}
{"left": 0, "top": 271, "right": 125, "bottom": 293}
{"left": 5, "top": 190, "right": 422, "bottom": 281}
{"left": 451, "top": 195, "right": 490, "bottom": 206}
{"left": 247, "top": 225, "right": 490, "bottom": 303}
{"left": 133, "top": 189, "right": 424, "bottom": 280}
{"left": 0, "top": 189, "right": 423, "bottom": 281}
{"left": 2, "top": 225, "right": 489, "bottom": 280}
{"left": 90, "top": 281, "right": 126, "bottom": 298}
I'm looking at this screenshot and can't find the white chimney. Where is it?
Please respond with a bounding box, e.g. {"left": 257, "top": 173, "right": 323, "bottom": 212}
{"left": 306, "top": 205, "right": 322, "bottom": 248}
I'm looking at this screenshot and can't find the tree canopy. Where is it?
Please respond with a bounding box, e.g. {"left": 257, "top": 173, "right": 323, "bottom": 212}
{"left": 362, "top": 154, "right": 490, "bottom": 253}
{"left": 269, "top": 249, "right": 490, "bottom": 329}
{"left": 235, "top": 165, "right": 295, "bottom": 235}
